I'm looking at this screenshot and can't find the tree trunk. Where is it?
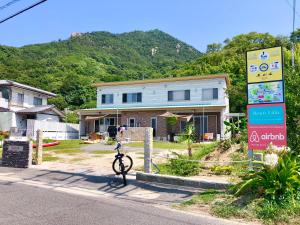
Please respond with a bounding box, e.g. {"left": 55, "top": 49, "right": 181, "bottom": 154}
{"left": 188, "top": 147, "right": 192, "bottom": 157}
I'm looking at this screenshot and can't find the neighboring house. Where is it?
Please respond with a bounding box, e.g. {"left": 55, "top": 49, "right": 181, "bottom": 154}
{"left": 0, "top": 80, "right": 66, "bottom": 137}
{"left": 79, "top": 74, "right": 230, "bottom": 141}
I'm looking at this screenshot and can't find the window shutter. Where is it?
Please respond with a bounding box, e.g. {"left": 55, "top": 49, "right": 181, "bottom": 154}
{"left": 168, "top": 91, "right": 173, "bottom": 101}
{"left": 185, "top": 90, "right": 190, "bottom": 100}
{"left": 122, "top": 93, "right": 127, "bottom": 103}
{"left": 101, "top": 95, "right": 106, "bottom": 104}
{"left": 137, "top": 93, "right": 142, "bottom": 102}
{"left": 213, "top": 88, "right": 218, "bottom": 99}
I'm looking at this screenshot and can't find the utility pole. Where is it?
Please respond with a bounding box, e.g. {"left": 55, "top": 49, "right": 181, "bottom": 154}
{"left": 292, "top": 0, "right": 296, "bottom": 68}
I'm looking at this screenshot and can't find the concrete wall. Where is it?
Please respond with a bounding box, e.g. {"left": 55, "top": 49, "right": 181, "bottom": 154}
{"left": 117, "top": 127, "right": 149, "bottom": 141}
{"left": 27, "top": 119, "right": 79, "bottom": 140}
{"left": 96, "top": 78, "right": 228, "bottom": 109}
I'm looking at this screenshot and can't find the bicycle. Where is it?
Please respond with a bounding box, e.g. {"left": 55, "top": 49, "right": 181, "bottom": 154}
{"left": 112, "top": 142, "right": 133, "bottom": 186}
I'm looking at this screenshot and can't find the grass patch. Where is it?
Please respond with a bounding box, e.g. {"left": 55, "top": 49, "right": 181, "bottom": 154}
{"left": 180, "top": 191, "right": 300, "bottom": 224}
{"left": 126, "top": 141, "right": 201, "bottom": 150}
{"left": 43, "top": 154, "right": 60, "bottom": 162}
{"left": 182, "top": 190, "right": 221, "bottom": 206}
{"left": 230, "top": 152, "right": 248, "bottom": 177}
{"left": 90, "top": 150, "right": 113, "bottom": 154}
{"left": 192, "top": 142, "right": 218, "bottom": 160}
{"left": 45, "top": 140, "right": 83, "bottom": 151}
{"left": 0, "top": 148, "right": 2, "bottom": 160}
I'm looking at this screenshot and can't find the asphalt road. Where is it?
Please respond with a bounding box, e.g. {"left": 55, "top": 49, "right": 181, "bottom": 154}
{"left": 0, "top": 180, "right": 242, "bottom": 225}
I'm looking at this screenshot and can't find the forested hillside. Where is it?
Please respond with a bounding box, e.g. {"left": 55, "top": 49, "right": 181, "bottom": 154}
{"left": 0, "top": 29, "right": 200, "bottom": 109}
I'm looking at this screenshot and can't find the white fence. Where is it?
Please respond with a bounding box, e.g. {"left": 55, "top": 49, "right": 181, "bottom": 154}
{"left": 27, "top": 119, "right": 79, "bottom": 140}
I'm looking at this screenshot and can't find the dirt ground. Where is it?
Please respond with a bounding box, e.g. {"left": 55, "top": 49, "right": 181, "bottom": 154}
{"left": 34, "top": 142, "right": 243, "bottom": 184}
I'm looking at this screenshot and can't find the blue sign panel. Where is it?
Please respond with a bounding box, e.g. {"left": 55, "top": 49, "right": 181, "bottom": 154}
{"left": 248, "top": 104, "right": 285, "bottom": 125}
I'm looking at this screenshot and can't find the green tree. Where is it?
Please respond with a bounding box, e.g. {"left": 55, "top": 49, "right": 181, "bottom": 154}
{"left": 64, "top": 112, "right": 79, "bottom": 124}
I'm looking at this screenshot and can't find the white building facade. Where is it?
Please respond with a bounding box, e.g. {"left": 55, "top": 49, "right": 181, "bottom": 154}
{"left": 79, "top": 75, "right": 230, "bottom": 141}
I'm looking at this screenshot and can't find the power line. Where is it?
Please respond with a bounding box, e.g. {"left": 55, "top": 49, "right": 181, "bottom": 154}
{"left": 0, "top": 0, "right": 47, "bottom": 24}
{"left": 0, "top": 0, "right": 22, "bottom": 11}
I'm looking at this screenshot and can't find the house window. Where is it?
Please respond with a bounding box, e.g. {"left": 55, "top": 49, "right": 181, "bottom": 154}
{"left": 105, "top": 118, "right": 116, "bottom": 126}
{"left": 17, "top": 93, "right": 24, "bottom": 105}
{"left": 33, "top": 97, "right": 43, "bottom": 106}
{"left": 0, "top": 87, "right": 10, "bottom": 100}
{"left": 128, "top": 118, "right": 136, "bottom": 127}
{"left": 202, "top": 88, "right": 218, "bottom": 100}
{"left": 180, "top": 121, "right": 187, "bottom": 132}
{"left": 122, "top": 93, "right": 142, "bottom": 103}
{"left": 168, "top": 90, "right": 190, "bottom": 101}
{"left": 101, "top": 94, "right": 113, "bottom": 104}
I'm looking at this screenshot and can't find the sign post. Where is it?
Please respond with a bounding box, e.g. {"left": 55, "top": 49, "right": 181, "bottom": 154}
{"left": 246, "top": 46, "right": 287, "bottom": 164}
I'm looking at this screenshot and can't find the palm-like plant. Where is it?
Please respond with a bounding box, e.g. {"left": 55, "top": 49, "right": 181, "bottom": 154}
{"left": 180, "top": 124, "right": 195, "bottom": 157}
{"left": 232, "top": 153, "right": 300, "bottom": 200}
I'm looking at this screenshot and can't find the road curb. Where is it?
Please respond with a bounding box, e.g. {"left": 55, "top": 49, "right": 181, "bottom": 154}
{"left": 136, "top": 172, "right": 232, "bottom": 189}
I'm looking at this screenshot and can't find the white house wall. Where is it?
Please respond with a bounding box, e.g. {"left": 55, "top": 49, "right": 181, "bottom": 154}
{"left": 96, "top": 78, "right": 228, "bottom": 109}
{"left": 9, "top": 87, "right": 48, "bottom": 111}
{"left": 36, "top": 113, "right": 60, "bottom": 122}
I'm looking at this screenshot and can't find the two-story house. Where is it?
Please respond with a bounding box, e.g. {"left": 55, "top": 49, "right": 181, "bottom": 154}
{"left": 79, "top": 74, "right": 230, "bottom": 141}
{"left": 0, "top": 80, "right": 64, "bottom": 133}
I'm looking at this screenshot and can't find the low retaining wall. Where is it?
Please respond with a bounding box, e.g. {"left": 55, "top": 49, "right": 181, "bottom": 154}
{"left": 136, "top": 172, "right": 232, "bottom": 189}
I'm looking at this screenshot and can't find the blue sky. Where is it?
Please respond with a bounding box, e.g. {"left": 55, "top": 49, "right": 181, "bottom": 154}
{"left": 0, "top": 0, "right": 298, "bottom": 51}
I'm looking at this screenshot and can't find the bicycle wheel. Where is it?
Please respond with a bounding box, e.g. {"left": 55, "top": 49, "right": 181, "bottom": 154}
{"left": 112, "top": 155, "right": 133, "bottom": 174}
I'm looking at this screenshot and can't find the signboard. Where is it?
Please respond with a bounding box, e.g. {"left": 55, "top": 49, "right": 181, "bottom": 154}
{"left": 247, "top": 46, "right": 283, "bottom": 83}
{"left": 248, "top": 81, "right": 284, "bottom": 104}
{"left": 247, "top": 103, "right": 285, "bottom": 125}
{"left": 246, "top": 46, "right": 287, "bottom": 152}
{"left": 248, "top": 124, "right": 287, "bottom": 150}
{"left": 8, "top": 145, "right": 24, "bottom": 152}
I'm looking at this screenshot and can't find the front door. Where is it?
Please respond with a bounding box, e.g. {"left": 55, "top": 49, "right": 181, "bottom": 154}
{"left": 194, "top": 116, "right": 208, "bottom": 141}
{"left": 151, "top": 117, "right": 157, "bottom": 137}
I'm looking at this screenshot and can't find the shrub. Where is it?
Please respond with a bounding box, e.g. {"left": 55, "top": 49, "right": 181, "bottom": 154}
{"left": 211, "top": 165, "right": 233, "bottom": 175}
{"left": 232, "top": 146, "right": 300, "bottom": 201}
{"left": 218, "top": 139, "right": 232, "bottom": 152}
{"left": 106, "top": 137, "right": 116, "bottom": 145}
{"left": 169, "top": 155, "right": 200, "bottom": 176}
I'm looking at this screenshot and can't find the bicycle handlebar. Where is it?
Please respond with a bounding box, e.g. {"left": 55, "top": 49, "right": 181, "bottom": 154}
{"left": 114, "top": 142, "right": 121, "bottom": 150}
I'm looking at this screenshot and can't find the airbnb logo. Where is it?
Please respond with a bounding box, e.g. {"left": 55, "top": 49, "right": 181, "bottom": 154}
{"left": 250, "top": 131, "right": 260, "bottom": 142}
{"left": 261, "top": 133, "right": 285, "bottom": 141}
{"left": 248, "top": 126, "right": 287, "bottom": 150}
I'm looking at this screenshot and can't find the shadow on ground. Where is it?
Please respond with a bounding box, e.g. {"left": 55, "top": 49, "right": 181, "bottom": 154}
{"left": 0, "top": 166, "right": 197, "bottom": 205}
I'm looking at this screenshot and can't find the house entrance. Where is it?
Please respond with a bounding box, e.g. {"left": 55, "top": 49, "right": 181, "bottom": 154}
{"left": 151, "top": 117, "right": 157, "bottom": 137}
{"left": 194, "top": 116, "right": 208, "bottom": 141}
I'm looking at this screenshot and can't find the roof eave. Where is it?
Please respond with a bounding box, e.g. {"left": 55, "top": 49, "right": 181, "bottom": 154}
{"left": 92, "top": 74, "right": 230, "bottom": 88}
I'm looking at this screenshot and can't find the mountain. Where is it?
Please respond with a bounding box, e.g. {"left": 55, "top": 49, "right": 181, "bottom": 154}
{"left": 0, "top": 29, "right": 201, "bottom": 109}
{"left": 0, "top": 30, "right": 201, "bottom": 108}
